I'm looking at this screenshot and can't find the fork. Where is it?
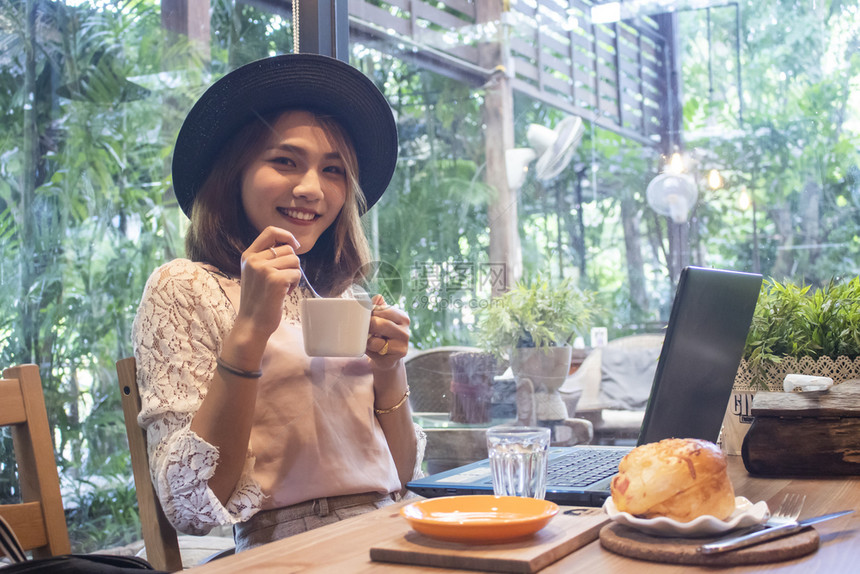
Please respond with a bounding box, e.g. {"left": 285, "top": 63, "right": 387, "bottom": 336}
{"left": 766, "top": 493, "right": 806, "bottom": 528}
{"left": 698, "top": 493, "right": 806, "bottom": 554}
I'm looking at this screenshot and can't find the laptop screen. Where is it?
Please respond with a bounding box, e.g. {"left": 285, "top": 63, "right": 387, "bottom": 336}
{"left": 636, "top": 266, "right": 763, "bottom": 445}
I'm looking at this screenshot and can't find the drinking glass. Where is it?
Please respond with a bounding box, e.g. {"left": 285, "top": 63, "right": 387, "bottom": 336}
{"left": 486, "top": 425, "right": 551, "bottom": 499}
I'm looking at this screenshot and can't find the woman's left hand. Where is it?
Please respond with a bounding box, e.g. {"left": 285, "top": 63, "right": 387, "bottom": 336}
{"left": 366, "top": 294, "right": 410, "bottom": 370}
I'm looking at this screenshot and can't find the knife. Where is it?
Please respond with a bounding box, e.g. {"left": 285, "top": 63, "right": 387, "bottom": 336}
{"left": 698, "top": 510, "right": 855, "bottom": 554}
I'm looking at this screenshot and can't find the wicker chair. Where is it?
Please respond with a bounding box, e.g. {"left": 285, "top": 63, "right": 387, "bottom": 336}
{"left": 404, "top": 346, "right": 487, "bottom": 413}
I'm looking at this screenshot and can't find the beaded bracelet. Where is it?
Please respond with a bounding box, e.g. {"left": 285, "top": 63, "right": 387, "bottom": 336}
{"left": 216, "top": 357, "right": 263, "bottom": 379}
{"left": 374, "top": 386, "right": 410, "bottom": 415}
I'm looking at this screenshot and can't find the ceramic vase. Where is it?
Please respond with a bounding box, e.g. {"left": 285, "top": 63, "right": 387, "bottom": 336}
{"left": 510, "top": 345, "right": 572, "bottom": 426}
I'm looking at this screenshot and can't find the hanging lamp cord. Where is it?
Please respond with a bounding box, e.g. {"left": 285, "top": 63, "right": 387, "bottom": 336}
{"left": 292, "top": 0, "right": 300, "bottom": 53}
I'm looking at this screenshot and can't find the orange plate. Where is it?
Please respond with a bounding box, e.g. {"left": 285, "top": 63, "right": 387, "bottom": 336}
{"left": 400, "top": 495, "right": 559, "bottom": 543}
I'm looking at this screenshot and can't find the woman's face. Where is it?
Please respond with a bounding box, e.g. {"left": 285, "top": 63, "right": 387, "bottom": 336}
{"left": 241, "top": 110, "right": 348, "bottom": 254}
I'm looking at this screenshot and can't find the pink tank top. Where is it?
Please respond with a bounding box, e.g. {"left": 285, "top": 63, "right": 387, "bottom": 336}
{"left": 210, "top": 269, "right": 401, "bottom": 509}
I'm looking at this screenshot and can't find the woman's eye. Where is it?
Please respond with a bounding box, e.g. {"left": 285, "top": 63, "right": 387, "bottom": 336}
{"left": 324, "top": 165, "right": 345, "bottom": 175}
{"left": 270, "top": 156, "right": 295, "bottom": 166}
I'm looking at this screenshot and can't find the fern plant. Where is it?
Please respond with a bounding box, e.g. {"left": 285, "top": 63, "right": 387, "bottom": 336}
{"left": 476, "top": 277, "right": 597, "bottom": 359}
{"left": 743, "top": 276, "right": 860, "bottom": 387}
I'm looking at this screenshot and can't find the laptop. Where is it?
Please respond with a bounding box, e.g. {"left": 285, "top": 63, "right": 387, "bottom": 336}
{"left": 406, "top": 266, "right": 763, "bottom": 506}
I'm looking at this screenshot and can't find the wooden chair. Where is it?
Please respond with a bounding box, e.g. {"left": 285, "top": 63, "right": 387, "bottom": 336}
{"left": 0, "top": 364, "right": 71, "bottom": 559}
{"left": 116, "top": 357, "right": 184, "bottom": 572}
{"left": 116, "top": 357, "right": 234, "bottom": 572}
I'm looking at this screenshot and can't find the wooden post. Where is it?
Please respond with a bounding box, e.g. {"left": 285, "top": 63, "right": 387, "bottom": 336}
{"left": 476, "top": 0, "right": 521, "bottom": 296}
{"left": 654, "top": 11, "right": 690, "bottom": 277}
{"left": 297, "top": 0, "right": 350, "bottom": 61}
{"left": 161, "top": 0, "right": 210, "bottom": 215}
{"left": 162, "top": 0, "right": 211, "bottom": 61}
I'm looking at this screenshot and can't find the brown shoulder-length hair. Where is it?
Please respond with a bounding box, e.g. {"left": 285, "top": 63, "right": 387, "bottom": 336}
{"left": 184, "top": 110, "right": 370, "bottom": 296}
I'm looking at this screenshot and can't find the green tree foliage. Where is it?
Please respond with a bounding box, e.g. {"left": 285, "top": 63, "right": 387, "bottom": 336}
{"left": 366, "top": 55, "right": 495, "bottom": 347}
{"left": 0, "top": 0, "right": 190, "bottom": 550}
{"left": 0, "top": 0, "right": 302, "bottom": 549}
{"left": 0, "top": 0, "right": 857, "bottom": 553}
{"left": 683, "top": 0, "right": 860, "bottom": 284}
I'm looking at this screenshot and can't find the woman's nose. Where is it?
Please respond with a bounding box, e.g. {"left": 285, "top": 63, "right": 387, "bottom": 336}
{"left": 292, "top": 169, "right": 324, "bottom": 200}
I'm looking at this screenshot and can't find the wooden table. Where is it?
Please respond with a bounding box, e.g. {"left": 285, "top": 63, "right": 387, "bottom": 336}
{"left": 187, "top": 456, "right": 860, "bottom": 573}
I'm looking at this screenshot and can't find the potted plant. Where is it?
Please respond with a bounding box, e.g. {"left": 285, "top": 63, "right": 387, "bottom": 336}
{"left": 738, "top": 276, "right": 860, "bottom": 390}
{"left": 722, "top": 276, "right": 860, "bottom": 454}
{"left": 476, "top": 277, "right": 597, "bottom": 425}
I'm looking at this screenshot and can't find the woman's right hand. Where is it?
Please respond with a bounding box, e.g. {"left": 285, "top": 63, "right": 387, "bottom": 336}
{"left": 192, "top": 226, "right": 300, "bottom": 504}
{"left": 236, "top": 226, "right": 302, "bottom": 341}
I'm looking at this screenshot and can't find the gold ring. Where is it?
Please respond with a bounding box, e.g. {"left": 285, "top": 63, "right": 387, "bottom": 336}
{"left": 269, "top": 246, "right": 278, "bottom": 259}
{"left": 379, "top": 340, "right": 390, "bottom": 356}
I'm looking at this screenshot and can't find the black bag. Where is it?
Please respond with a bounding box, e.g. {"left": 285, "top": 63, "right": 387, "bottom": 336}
{"left": 1, "top": 515, "right": 168, "bottom": 573}
{"left": 0, "top": 554, "right": 168, "bottom": 573}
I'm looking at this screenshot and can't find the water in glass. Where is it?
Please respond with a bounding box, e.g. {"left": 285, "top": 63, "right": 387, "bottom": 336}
{"left": 486, "top": 425, "right": 551, "bottom": 499}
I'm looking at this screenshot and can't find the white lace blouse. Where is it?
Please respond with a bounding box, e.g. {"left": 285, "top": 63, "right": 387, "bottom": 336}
{"left": 132, "top": 259, "right": 426, "bottom": 535}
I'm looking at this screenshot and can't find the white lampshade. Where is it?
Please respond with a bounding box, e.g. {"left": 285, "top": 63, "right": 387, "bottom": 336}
{"left": 646, "top": 173, "right": 698, "bottom": 223}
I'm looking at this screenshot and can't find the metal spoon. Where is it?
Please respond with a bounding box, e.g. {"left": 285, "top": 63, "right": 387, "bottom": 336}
{"left": 299, "top": 265, "right": 322, "bottom": 298}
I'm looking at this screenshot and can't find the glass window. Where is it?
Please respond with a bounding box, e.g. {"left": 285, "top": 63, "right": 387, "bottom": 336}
{"left": 1, "top": 0, "right": 857, "bottom": 551}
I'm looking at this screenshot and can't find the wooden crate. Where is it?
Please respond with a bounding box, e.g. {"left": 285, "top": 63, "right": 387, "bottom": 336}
{"left": 742, "top": 381, "right": 860, "bottom": 476}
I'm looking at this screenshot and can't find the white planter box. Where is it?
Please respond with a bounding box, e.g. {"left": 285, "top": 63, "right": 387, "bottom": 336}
{"left": 721, "top": 356, "right": 860, "bottom": 455}
{"left": 733, "top": 356, "right": 860, "bottom": 391}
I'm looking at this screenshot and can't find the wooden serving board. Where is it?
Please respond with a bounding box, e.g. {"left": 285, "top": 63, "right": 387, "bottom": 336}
{"left": 599, "top": 522, "right": 820, "bottom": 566}
{"left": 370, "top": 506, "right": 609, "bottom": 574}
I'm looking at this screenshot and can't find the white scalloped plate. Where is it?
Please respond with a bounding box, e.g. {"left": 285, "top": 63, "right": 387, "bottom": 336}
{"left": 603, "top": 496, "right": 770, "bottom": 538}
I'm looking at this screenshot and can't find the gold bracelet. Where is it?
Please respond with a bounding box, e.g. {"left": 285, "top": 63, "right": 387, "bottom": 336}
{"left": 374, "top": 386, "right": 410, "bottom": 415}
{"left": 216, "top": 357, "right": 262, "bottom": 379}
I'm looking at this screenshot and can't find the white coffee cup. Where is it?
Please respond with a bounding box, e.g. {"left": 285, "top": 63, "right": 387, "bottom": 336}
{"left": 300, "top": 294, "right": 372, "bottom": 357}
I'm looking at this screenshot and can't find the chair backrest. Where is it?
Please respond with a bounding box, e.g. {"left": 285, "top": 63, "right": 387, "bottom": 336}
{"left": 116, "top": 357, "right": 183, "bottom": 572}
{"left": 0, "top": 364, "right": 71, "bottom": 559}
{"left": 404, "top": 346, "right": 488, "bottom": 413}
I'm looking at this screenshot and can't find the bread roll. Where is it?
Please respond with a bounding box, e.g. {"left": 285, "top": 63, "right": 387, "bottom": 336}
{"left": 610, "top": 438, "right": 735, "bottom": 522}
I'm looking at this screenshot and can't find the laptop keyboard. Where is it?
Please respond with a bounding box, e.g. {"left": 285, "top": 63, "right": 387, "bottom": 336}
{"left": 546, "top": 449, "right": 627, "bottom": 488}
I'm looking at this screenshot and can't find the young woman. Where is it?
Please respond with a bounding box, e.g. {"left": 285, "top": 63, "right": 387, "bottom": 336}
{"left": 132, "top": 54, "right": 424, "bottom": 551}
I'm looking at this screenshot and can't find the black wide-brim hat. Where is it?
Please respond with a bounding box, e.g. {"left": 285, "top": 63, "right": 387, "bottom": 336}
{"left": 171, "top": 53, "right": 398, "bottom": 217}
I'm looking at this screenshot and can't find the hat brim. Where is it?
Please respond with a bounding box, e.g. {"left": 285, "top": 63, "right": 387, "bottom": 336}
{"left": 171, "top": 54, "right": 397, "bottom": 217}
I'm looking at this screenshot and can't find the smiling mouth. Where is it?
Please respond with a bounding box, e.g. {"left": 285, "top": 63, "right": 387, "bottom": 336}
{"left": 279, "top": 208, "right": 319, "bottom": 222}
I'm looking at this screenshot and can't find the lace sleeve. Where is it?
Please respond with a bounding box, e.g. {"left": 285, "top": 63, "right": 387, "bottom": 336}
{"left": 412, "top": 422, "right": 427, "bottom": 480}
{"left": 132, "top": 259, "right": 264, "bottom": 534}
